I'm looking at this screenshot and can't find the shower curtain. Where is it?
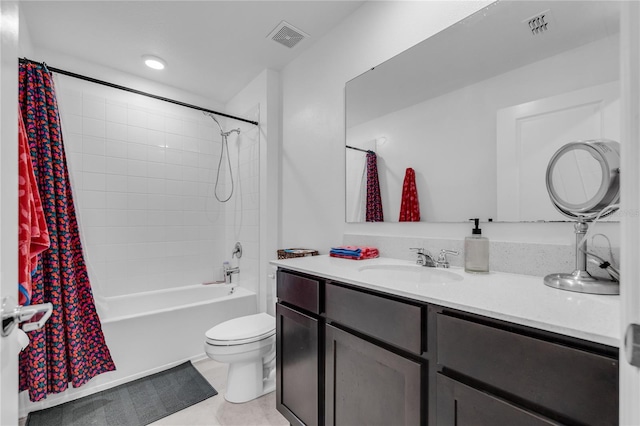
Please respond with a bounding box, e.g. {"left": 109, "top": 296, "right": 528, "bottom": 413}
{"left": 366, "top": 151, "right": 384, "bottom": 222}
{"left": 18, "top": 61, "right": 115, "bottom": 402}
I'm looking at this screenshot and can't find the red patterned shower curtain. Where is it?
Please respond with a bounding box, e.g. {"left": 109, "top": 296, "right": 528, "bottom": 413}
{"left": 18, "top": 61, "right": 115, "bottom": 402}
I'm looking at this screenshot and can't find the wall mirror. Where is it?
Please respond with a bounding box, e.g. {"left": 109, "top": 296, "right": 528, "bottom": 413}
{"left": 345, "top": 0, "right": 621, "bottom": 223}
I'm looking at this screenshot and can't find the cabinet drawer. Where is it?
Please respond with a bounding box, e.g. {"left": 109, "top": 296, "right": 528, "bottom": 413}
{"left": 325, "top": 283, "right": 422, "bottom": 355}
{"left": 277, "top": 270, "right": 321, "bottom": 314}
{"left": 437, "top": 374, "right": 560, "bottom": 426}
{"left": 436, "top": 314, "right": 618, "bottom": 426}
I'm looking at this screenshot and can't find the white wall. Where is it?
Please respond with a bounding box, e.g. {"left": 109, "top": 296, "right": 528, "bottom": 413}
{"left": 281, "top": 0, "right": 619, "bottom": 252}
{"left": 226, "top": 69, "right": 281, "bottom": 315}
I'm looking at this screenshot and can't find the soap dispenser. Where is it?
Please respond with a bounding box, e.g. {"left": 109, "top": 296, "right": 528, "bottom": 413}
{"left": 464, "top": 218, "right": 489, "bottom": 273}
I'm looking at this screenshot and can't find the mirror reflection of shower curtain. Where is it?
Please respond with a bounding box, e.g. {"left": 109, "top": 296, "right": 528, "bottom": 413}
{"left": 350, "top": 161, "right": 367, "bottom": 222}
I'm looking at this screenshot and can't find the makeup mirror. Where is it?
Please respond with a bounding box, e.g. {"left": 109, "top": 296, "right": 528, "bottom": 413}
{"left": 543, "top": 140, "right": 620, "bottom": 294}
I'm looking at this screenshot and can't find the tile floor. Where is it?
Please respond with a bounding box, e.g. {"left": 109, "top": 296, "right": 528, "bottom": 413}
{"left": 20, "top": 358, "right": 289, "bottom": 426}
{"left": 152, "top": 358, "right": 289, "bottom": 426}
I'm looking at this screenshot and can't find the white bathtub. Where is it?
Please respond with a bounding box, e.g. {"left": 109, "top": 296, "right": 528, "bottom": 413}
{"left": 20, "top": 283, "right": 257, "bottom": 416}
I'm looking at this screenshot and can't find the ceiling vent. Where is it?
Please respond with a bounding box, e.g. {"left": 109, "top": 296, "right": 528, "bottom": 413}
{"left": 267, "top": 21, "right": 309, "bottom": 49}
{"left": 524, "top": 9, "right": 551, "bottom": 35}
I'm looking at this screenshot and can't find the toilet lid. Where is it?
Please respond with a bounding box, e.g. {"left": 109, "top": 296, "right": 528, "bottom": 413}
{"left": 205, "top": 313, "right": 275, "bottom": 346}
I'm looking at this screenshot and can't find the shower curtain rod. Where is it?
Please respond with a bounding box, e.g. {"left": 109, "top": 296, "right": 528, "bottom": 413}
{"left": 19, "top": 57, "right": 259, "bottom": 126}
{"left": 346, "top": 145, "right": 374, "bottom": 154}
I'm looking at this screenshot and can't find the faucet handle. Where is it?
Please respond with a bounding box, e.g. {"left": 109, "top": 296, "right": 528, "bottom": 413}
{"left": 436, "top": 250, "right": 459, "bottom": 268}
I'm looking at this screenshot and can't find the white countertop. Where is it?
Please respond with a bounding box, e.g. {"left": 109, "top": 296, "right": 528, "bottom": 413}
{"left": 270, "top": 255, "right": 621, "bottom": 347}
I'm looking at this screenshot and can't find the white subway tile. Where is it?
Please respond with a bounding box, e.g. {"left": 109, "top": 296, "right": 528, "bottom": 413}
{"left": 106, "top": 174, "right": 128, "bottom": 193}
{"left": 127, "top": 144, "right": 147, "bottom": 161}
{"left": 147, "top": 178, "right": 165, "bottom": 194}
{"left": 105, "top": 209, "right": 128, "bottom": 227}
{"left": 83, "top": 117, "right": 106, "bottom": 138}
{"left": 63, "top": 114, "right": 83, "bottom": 135}
{"left": 127, "top": 210, "right": 148, "bottom": 227}
{"left": 67, "top": 152, "right": 83, "bottom": 173}
{"left": 165, "top": 133, "right": 183, "bottom": 150}
{"left": 183, "top": 137, "right": 199, "bottom": 152}
{"left": 80, "top": 190, "right": 106, "bottom": 209}
{"left": 106, "top": 157, "right": 128, "bottom": 175}
{"left": 147, "top": 113, "right": 165, "bottom": 131}
{"left": 63, "top": 92, "right": 83, "bottom": 116}
{"left": 105, "top": 227, "right": 129, "bottom": 244}
{"left": 147, "top": 163, "right": 166, "bottom": 179}
{"left": 83, "top": 172, "right": 106, "bottom": 191}
{"left": 106, "top": 139, "right": 128, "bottom": 158}
{"left": 147, "top": 146, "right": 165, "bottom": 163}
{"left": 147, "top": 194, "right": 167, "bottom": 211}
{"left": 64, "top": 133, "right": 83, "bottom": 153}
{"left": 83, "top": 95, "right": 105, "bottom": 120}
{"left": 165, "top": 149, "right": 182, "bottom": 165}
{"left": 106, "top": 103, "right": 127, "bottom": 124}
{"left": 127, "top": 159, "right": 147, "bottom": 177}
{"left": 127, "top": 176, "right": 148, "bottom": 194}
{"left": 147, "top": 129, "right": 166, "bottom": 147}
{"left": 81, "top": 209, "right": 107, "bottom": 227}
{"left": 165, "top": 117, "right": 182, "bottom": 134}
{"left": 83, "top": 154, "right": 106, "bottom": 173}
{"left": 182, "top": 151, "right": 199, "bottom": 167}
{"left": 127, "top": 125, "right": 147, "bottom": 144}
{"left": 127, "top": 192, "right": 148, "bottom": 211}
{"left": 198, "top": 139, "right": 215, "bottom": 155}
{"left": 83, "top": 136, "right": 106, "bottom": 156}
{"left": 105, "top": 193, "right": 128, "bottom": 210}
{"left": 106, "top": 122, "right": 128, "bottom": 141}
{"left": 128, "top": 107, "right": 148, "bottom": 128}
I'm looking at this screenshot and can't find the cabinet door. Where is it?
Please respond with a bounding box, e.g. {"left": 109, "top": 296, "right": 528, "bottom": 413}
{"left": 276, "top": 303, "right": 321, "bottom": 426}
{"left": 325, "top": 324, "right": 422, "bottom": 426}
{"left": 436, "top": 374, "right": 562, "bottom": 426}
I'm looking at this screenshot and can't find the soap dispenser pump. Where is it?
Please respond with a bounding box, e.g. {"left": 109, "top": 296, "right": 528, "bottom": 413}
{"left": 464, "top": 218, "right": 489, "bottom": 273}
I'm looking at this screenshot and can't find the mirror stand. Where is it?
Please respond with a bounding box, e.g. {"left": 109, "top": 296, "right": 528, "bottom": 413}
{"left": 543, "top": 218, "right": 620, "bottom": 295}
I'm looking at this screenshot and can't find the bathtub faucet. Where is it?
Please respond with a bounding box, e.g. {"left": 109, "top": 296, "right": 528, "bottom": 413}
{"left": 224, "top": 264, "right": 240, "bottom": 284}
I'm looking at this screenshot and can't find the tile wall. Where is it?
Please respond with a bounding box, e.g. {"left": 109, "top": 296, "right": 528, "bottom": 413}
{"left": 54, "top": 75, "right": 259, "bottom": 299}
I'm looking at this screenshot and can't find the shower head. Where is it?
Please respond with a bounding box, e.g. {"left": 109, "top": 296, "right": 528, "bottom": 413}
{"left": 202, "top": 111, "right": 241, "bottom": 137}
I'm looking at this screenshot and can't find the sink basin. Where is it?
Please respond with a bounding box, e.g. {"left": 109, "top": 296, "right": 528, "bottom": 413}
{"left": 357, "top": 264, "right": 463, "bottom": 284}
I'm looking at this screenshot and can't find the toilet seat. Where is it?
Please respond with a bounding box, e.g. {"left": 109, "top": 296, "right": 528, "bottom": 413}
{"left": 206, "top": 312, "right": 275, "bottom": 346}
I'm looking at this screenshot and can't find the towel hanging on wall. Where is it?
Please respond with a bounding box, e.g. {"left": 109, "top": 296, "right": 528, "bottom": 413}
{"left": 366, "top": 151, "right": 384, "bottom": 222}
{"left": 399, "top": 167, "right": 420, "bottom": 222}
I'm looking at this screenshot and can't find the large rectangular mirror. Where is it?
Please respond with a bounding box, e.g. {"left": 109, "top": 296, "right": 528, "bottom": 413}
{"left": 345, "top": 0, "right": 620, "bottom": 223}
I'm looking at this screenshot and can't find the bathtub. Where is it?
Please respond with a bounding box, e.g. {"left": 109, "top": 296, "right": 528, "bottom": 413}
{"left": 20, "top": 283, "right": 257, "bottom": 416}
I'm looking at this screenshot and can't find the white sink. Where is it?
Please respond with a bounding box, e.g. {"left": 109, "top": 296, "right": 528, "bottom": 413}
{"left": 357, "top": 264, "right": 463, "bottom": 284}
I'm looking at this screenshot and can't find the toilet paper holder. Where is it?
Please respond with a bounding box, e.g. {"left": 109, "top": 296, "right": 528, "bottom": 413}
{"left": 1, "top": 297, "right": 53, "bottom": 337}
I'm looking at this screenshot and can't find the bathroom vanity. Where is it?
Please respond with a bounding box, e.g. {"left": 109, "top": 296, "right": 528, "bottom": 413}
{"left": 272, "top": 256, "right": 620, "bottom": 426}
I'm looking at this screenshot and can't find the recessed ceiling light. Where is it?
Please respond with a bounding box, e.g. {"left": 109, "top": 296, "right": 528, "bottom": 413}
{"left": 143, "top": 55, "right": 166, "bottom": 70}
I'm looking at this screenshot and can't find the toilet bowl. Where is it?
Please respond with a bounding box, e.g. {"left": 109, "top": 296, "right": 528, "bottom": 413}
{"left": 204, "top": 312, "right": 276, "bottom": 403}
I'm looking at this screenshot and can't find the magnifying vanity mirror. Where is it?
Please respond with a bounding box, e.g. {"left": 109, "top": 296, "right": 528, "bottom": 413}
{"left": 543, "top": 140, "right": 620, "bottom": 295}
{"left": 345, "top": 0, "right": 620, "bottom": 223}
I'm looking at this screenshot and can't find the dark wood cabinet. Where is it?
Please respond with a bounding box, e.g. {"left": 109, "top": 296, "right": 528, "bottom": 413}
{"left": 275, "top": 268, "right": 619, "bottom": 426}
{"left": 276, "top": 303, "right": 322, "bottom": 426}
{"left": 435, "top": 312, "right": 618, "bottom": 426}
{"left": 436, "top": 374, "right": 561, "bottom": 426}
{"left": 325, "top": 324, "right": 422, "bottom": 426}
{"left": 276, "top": 271, "right": 324, "bottom": 426}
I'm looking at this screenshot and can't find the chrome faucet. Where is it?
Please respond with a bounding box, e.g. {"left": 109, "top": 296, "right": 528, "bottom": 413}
{"left": 411, "top": 248, "right": 459, "bottom": 268}
{"left": 410, "top": 248, "right": 437, "bottom": 267}
{"left": 223, "top": 262, "right": 240, "bottom": 283}
{"left": 436, "top": 250, "right": 460, "bottom": 268}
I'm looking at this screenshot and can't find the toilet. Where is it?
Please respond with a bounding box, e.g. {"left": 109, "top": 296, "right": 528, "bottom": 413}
{"left": 204, "top": 312, "right": 276, "bottom": 403}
